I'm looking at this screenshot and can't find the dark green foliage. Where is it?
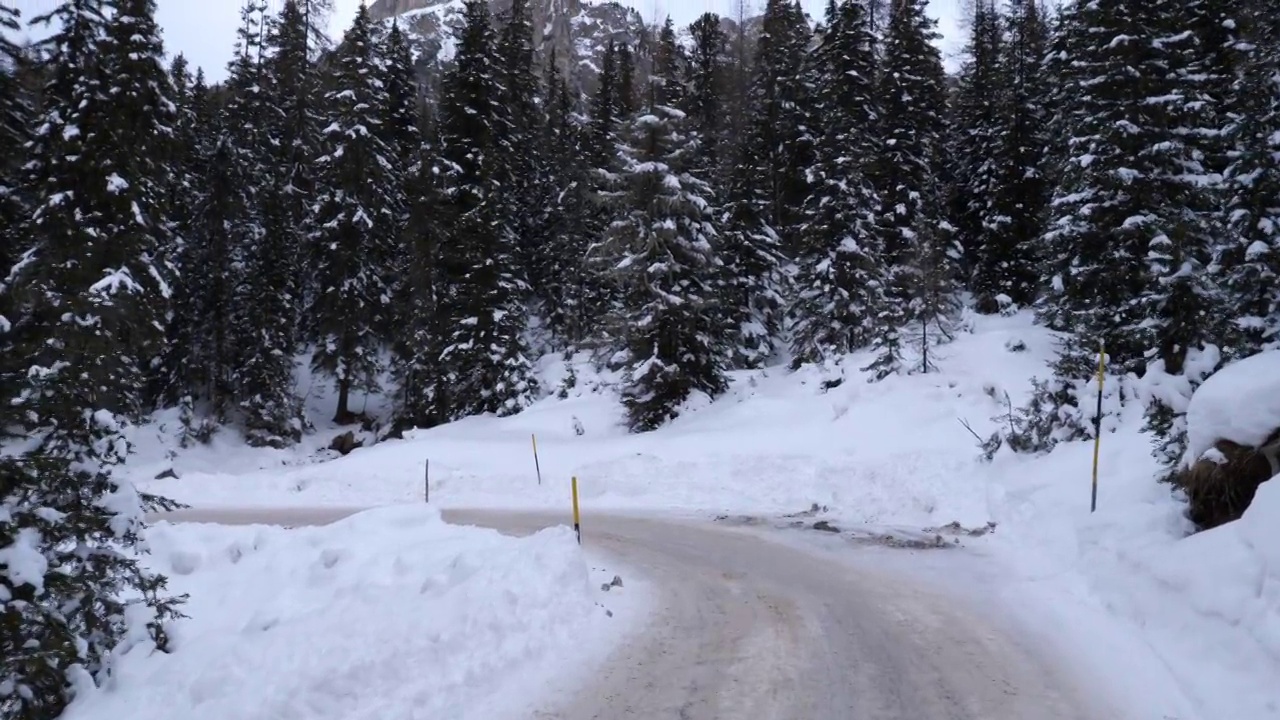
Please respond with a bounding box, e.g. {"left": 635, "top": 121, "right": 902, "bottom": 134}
{"left": 308, "top": 4, "right": 398, "bottom": 424}
{"left": 790, "top": 0, "right": 885, "bottom": 366}
{"left": 434, "top": 0, "right": 537, "bottom": 419}
{"left": 2, "top": 1, "right": 184, "bottom": 716}
{"left": 601, "top": 104, "right": 728, "bottom": 432}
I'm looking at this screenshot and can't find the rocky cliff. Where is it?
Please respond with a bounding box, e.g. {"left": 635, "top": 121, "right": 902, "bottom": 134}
{"left": 367, "top": 0, "right": 651, "bottom": 89}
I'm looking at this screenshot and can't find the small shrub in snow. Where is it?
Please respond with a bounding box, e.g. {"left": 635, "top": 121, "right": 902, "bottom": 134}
{"left": 1004, "top": 338, "right": 1028, "bottom": 353}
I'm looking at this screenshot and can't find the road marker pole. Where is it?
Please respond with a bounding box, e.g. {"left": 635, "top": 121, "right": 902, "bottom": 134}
{"left": 532, "top": 434, "right": 543, "bottom": 486}
{"left": 571, "top": 476, "right": 581, "bottom": 545}
{"left": 1091, "top": 343, "right": 1105, "bottom": 513}
{"left": 425, "top": 458, "right": 429, "bottom": 503}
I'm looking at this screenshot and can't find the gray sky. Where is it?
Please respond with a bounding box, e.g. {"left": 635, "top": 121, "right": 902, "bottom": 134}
{"left": 9, "top": 0, "right": 965, "bottom": 82}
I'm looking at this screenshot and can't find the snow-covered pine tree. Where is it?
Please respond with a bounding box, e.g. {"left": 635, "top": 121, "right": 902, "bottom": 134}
{"left": 616, "top": 42, "right": 638, "bottom": 120}
{"left": 494, "top": 0, "right": 545, "bottom": 300}
{"left": 789, "top": 0, "right": 886, "bottom": 367}
{"left": 392, "top": 140, "right": 446, "bottom": 430}
{"left": 0, "top": 1, "right": 28, "bottom": 296}
{"left": 683, "top": 13, "right": 729, "bottom": 178}
{"left": 537, "top": 50, "right": 597, "bottom": 348}
{"left": 306, "top": 3, "right": 397, "bottom": 424}
{"left": 434, "top": 0, "right": 537, "bottom": 419}
{"left": 376, "top": 18, "right": 421, "bottom": 338}
{"left": 977, "top": 0, "right": 1051, "bottom": 312}
{"left": 653, "top": 17, "right": 686, "bottom": 109}
{"left": 0, "top": 1, "right": 30, "bottom": 424}
{"left": 1221, "top": 0, "right": 1280, "bottom": 356}
{"left": 263, "top": 0, "right": 323, "bottom": 324}
{"left": 1139, "top": 0, "right": 1235, "bottom": 475}
{"left": 739, "top": 0, "right": 814, "bottom": 255}
{"left": 161, "top": 4, "right": 262, "bottom": 434}
{"left": 717, "top": 0, "right": 811, "bottom": 368}
{"left": 2, "top": 0, "right": 184, "bottom": 715}
{"left": 96, "top": 0, "right": 180, "bottom": 412}
{"left": 866, "top": 0, "right": 954, "bottom": 379}
{"left": 1014, "top": 0, "right": 1225, "bottom": 454}
{"left": 601, "top": 100, "right": 728, "bottom": 431}
{"left": 950, "top": 0, "right": 1011, "bottom": 312}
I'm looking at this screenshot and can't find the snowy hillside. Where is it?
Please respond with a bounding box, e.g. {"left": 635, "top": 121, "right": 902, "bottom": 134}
{"left": 128, "top": 311, "right": 1280, "bottom": 720}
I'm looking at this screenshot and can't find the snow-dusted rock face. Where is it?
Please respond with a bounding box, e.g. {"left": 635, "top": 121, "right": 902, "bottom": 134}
{"left": 369, "top": 0, "right": 647, "bottom": 89}
{"left": 367, "top": 0, "right": 763, "bottom": 93}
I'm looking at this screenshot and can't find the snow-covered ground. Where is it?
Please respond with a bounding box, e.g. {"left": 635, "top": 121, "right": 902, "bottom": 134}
{"left": 63, "top": 505, "right": 646, "bottom": 720}
{"left": 115, "top": 310, "right": 1278, "bottom": 720}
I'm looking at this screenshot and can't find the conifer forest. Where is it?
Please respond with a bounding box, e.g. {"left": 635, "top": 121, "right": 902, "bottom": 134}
{"left": 1, "top": 0, "right": 1279, "bottom": 716}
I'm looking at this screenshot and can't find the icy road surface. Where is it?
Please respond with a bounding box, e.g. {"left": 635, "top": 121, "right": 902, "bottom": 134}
{"left": 163, "top": 507, "right": 1105, "bottom": 720}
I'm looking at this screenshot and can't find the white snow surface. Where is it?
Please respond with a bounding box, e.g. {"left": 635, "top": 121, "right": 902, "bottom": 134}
{"left": 63, "top": 505, "right": 645, "bottom": 720}
{"left": 114, "top": 311, "right": 1280, "bottom": 719}
{"left": 1183, "top": 349, "right": 1280, "bottom": 465}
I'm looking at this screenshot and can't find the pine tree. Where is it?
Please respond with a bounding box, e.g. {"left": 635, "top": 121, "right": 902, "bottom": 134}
{"left": 790, "top": 0, "right": 886, "bottom": 367}
{"left": 868, "top": 0, "right": 955, "bottom": 378}
{"left": 739, "top": 0, "right": 814, "bottom": 253}
{"left": 307, "top": 4, "right": 397, "bottom": 424}
{"left": 652, "top": 17, "right": 686, "bottom": 109}
{"left": 683, "top": 13, "right": 729, "bottom": 177}
{"left": 263, "top": 0, "right": 322, "bottom": 324}
{"left": 950, "top": 0, "right": 1010, "bottom": 312}
{"left": 1221, "top": 0, "right": 1280, "bottom": 355}
{"left": 0, "top": 2, "right": 28, "bottom": 295}
{"left": 602, "top": 101, "right": 728, "bottom": 431}
{"left": 537, "top": 51, "right": 596, "bottom": 348}
{"left": 434, "top": 0, "right": 537, "bottom": 419}
{"left": 494, "top": 0, "right": 543, "bottom": 299}
{"left": 160, "top": 4, "right": 261, "bottom": 434}
{"left": 2, "top": 1, "right": 183, "bottom": 715}
{"left": 977, "top": 0, "right": 1051, "bottom": 311}
{"left": 0, "top": 1, "right": 30, "bottom": 409}
{"left": 718, "top": 0, "right": 812, "bottom": 368}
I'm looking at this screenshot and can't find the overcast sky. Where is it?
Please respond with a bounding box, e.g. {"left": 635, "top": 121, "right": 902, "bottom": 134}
{"left": 9, "top": 0, "right": 965, "bottom": 82}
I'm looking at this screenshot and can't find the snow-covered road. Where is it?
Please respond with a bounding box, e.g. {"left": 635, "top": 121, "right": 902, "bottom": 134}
{"left": 160, "top": 507, "right": 1107, "bottom": 720}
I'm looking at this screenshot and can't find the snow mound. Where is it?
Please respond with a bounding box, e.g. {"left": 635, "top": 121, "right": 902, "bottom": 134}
{"left": 1184, "top": 350, "right": 1280, "bottom": 466}
{"left": 63, "top": 506, "right": 624, "bottom": 720}
{"left": 1101, "top": 479, "right": 1280, "bottom": 716}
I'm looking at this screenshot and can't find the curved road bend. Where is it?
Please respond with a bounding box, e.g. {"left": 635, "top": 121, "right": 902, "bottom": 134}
{"left": 160, "top": 507, "right": 1104, "bottom": 720}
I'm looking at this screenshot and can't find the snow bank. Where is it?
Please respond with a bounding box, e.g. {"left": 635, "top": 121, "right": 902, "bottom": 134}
{"left": 63, "top": 506, "right": 633, "bottom": 720}
{"left": 1184, "top": 350, "right": 1280, "bottom": 465}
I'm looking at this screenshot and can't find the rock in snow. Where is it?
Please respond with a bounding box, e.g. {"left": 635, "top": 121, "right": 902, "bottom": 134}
{"left": 1183, "top": 350, "right": 1280, "bottom": 467}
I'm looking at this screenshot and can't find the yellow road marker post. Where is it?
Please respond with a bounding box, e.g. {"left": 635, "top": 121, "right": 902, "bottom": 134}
{"left": 1091, "top": 342, "right": 1105, "bottom": 513}
{"left": 571, "top": 476, "right": 581, "bottom": 545}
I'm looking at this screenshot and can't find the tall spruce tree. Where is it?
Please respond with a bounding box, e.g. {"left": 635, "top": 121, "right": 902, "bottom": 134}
{"left": 1221, "top": 0, "right": 1280, "bottom": 355}
{"left": 495, "top": 0, "right": 543, "bottom": 288}
{"left": 0, "top": 3, "right": 30, "bottom": 433}
{"left": 538, "top": 51, "right": 597, "bottom": 348}
{"left": 790, "top": 0, "right": 886, "bottom": 367}
{"left": 263, "top": 0, "right": 322, "bottom": 324}
{"left": 602, "top": 101, "right": 728, "bottom": 431}
{"left": 307, "top": 4, "right": 397, "bottom": 424}
{"left": 867, "top": 0, "right": 955, "bottom": 379}
{"left": 950, "top": 0, "right": 1010, "bottom": 312}
{"left": 2, "top": 0, "right": 183, "bottom": 716}
{"left": 161, "top": 3, "right": 262, "bottom": 435}
{"left": 0, "top": 2, "right": 27, "bottom": 295}
{"left": 435, "top": 0, "right": 537, "bottom": 419}
{"left": 718, "top": 0, "right": 812, "bottom": 368}
{"left": 976, "top": 0, "right": 1051, "bottom": 311}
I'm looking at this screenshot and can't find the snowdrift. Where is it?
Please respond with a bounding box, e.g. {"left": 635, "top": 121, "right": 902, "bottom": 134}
{"left": 62, "top": 506, "right": 631, "bottom": 720}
